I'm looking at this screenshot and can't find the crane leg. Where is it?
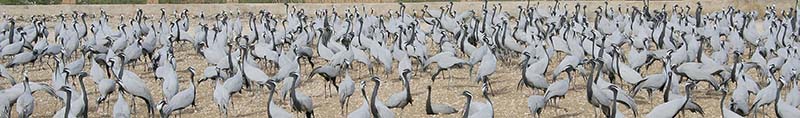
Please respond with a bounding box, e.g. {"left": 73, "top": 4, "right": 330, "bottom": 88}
{"left": 131, "top": 96, "right": 137, "bottom": 113}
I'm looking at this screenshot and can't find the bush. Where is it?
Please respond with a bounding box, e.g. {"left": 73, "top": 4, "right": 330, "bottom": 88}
{"left": 160, "top": 0, "right": 225, "bottom": 4}
{"left": 76, "top": 0, "right": 146, "bottom": 4}
{"left": 239, "top": 0, "right": 304, "bottom": 3}
{"left": 0, "top": 0, "right": 60, "bottom": 5}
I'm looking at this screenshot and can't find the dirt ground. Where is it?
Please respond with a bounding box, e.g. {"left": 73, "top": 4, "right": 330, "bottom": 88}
{"left": 0, "top": 1, "right": 797, "bottom": 117}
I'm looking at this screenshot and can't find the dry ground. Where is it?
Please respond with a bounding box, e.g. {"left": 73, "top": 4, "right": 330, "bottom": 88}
{"left": 0, "top": 1, "right": 797, "bottom": 117}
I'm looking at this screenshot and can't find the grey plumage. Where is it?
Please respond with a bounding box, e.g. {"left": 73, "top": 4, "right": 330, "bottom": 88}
{"left": 15, "top": 71, "right": 34, "bottom": 118}
{"left": 425, "top": 86, "right": 457, "bottom": 115}
{"left": 265, "top": 80, "right": 292, "bottom": 118}
{"left": 526, "top": 94, "right": 545, "bottom": 117}
{"left": 288, "top": 72, "right": 314, "bottom": 118}
{"left": 367, "top": 77, "right": 395, "bottom": 118}
{"left": 386, "top": 69, "right": 413, "bottom": 109}
{"left": 347, "top": 81, "right": 370, "bottom": 118}
{"left": 158, "top": 67, "right": 198, "bottom": 118}
{"left": 109, "top": 58, "right": 155, "bottom": 117}
{"left": 646, "top": 81, "right": 697, "bottom": 118}
{"left": 338, "top": 69, "right": 355, "bottom": 114}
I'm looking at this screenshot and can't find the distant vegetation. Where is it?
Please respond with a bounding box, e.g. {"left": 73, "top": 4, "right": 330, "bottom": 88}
{"left": 0, "top": 0, "right": 460, "bottom": 5}
{"left": 0, "top": 0, "right": 60, "bottom": 5}
{"left": 239, "top": 0, "right": 304, "bottom": 3}
{"left": 160, "top": 0, "right": 224, "bottom": 4}
{"left": 76, "top": 0, "right": 146, "bottom": 4}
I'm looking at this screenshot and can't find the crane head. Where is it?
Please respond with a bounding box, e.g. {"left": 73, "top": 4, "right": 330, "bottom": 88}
{"left": 156, "top": 100, "right": 167, "bottom": 114}
{"left": 768, "top": 64, "right": 777, "bottom": 74}
{"left": 719, "top": 85, "right": 729, "bottom": 93}
{"left": 401, "top": 69, "right": 412, "bottom": 77}
{"left": 265, "top": 80, "right": 277, "bottom": 90}
{"left": 685, "top": 80, "right": 698, "bottom": 90}
{"left": 22, "top": 70, "right": 29, "bottom": 82}
{"left": 461, "top": 91, "right": 473, "bottom": 97}
{"left": 359, "top": 80, "right": 367, "bottom": 89}
{"left": 187, "top": 66, "right": 196, "bottom": 75}
{"left": 371, "top": 76, "right": 382, "bottom": 83}
{"left": 289, "top": 72, "right": 300, "bottom": 79}
{"left": 57, "top": 86, "right": 73, "bottom": 93}
{"left": 78, "top": 72, "right": 89, "bottom": 79}
{"left": 606, "top": 85, "right": 620, "bottom": 93}
{"left": 63, "top": 69, "right": 72, "bottom": 76}
{"left": 777, "top": 77, "right": 787, "bottom": 87}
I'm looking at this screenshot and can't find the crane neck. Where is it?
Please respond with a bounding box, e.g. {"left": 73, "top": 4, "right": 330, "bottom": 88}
{"left": 78, "top": 75, "right": 88, "bottom": 118}
{"left": 360, "top": 84, "right": 370, "bottom": 108}
{"left": 402, "top": 72, "right": 412, "bottom": 101}
{"left": 720, "top": 90, "right": 727, "bottom": 117}
{"left": 370, "top": 80, "right": 380, "bottom": 118}
{"left": 483, "top": 89, "right": 493, "bottom": 106}
{"left": 774, "top": 79, "right": 784, "bottom": 116}
{"left": 462, "top": 94, "right": 472, "bottom": 118}
{"left": 425, "top": 87, "right": 432, "bottom": 111}
{"left": 610, "top": 89, "right": 618, "bottom": 118}
{"left": 189, "top": 71, "right": 196, "bottom": 91}
{"left": 663, "top": 74, "right": 672, "bottom": 103}
{"left": 266, "top": 85, "right": 275, "bottom": 118}
{"left": 64, "top": 90, "right": 72, "bottom": 118}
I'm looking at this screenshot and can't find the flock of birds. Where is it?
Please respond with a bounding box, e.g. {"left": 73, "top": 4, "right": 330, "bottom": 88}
{"left": 1, "top": 0, "right": 800, "bottom": 118}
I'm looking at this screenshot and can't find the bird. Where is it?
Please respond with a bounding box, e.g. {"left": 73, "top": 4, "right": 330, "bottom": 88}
{"left": 518, "top": 52, "right": 549, "bottom": 93}
{"left": 239, "top": 45, "right": 273, "bottom": 85}
{"left": 773, "top": 78, "right": 800, "bottom": 118}
{"left": 1, "top": 3, "right": 799, "bottom": 118}
{"left": 265, "top": 80, "right": 292, "bottom": 118}
{"left": 720, "top": 87, "right": 744, "bottom": 118}
{"left": 5, "top": 50, "right": 40, "bottom": 68}
{"left": 309, "top": 63, "right": 343, "bottom": 97}
{"left": 52, "top": 86, "right": 75, "bottom": 118}
{"left": 543, "top": 65, "right": 574, "bottom": 109}
{"left": 338, "top": 65, "right": 355, "bottom": 114}
{"left": 58, "top": 70, "right": 90, "bottom": 118}
{"left": 386, "top": 69, "right": 414, "bottom": 114}
{"left": 158, "top": 65, "right": 180, "bottom": 103}
{"left": 288, "top": 72, "right": 314, "bottom": 118}
{"left": 113, "top": 89, "right": 131, "bottom": 118}
{"left": 65, "top": 53, "right": 87, "bottom": 77}
{"left": 158, "top": 67, "right": 198, "bottom": 118}
{"left": 673, "top": 62, "right": 722, "bottom": 90}
{"left": 348, "top": 80, "right": 371, "bottom": 118}
{"left": 0, "top": 64, "right": 16, "bottom": 86}
{"left": 15, "top": 70, "right": 34, "bottom": 118}
{"left": 0, "top": 80, "right": 56, "bottom": 118}
{"left": 89, "top": 56, "right": 117, "bottom": 112}
{"left": 425, "top": 85, "right": 457, "bottom": 115}
{"left": 424, "top": 51, "right": 469, "bottom": 82}
{"left": 750, "top": 72, "right": 781, "bottom": 118}
{"left": 367, "top": 77, "right": 395, "bottom": 118}
{"left": 475, "top": 51, "right": 497, "bottom": 95}
{"left": 526, "top": 94, "right": 546, "bottom": 117}
{"left": 460, "top": 86, "right": 494, "bottom": 118}
{"left": 646, "top": 81, "right": 697, "bottom": 118}
{"left": 212, "top": 71, "right": 232, "bottom": 117}
{"left": 109, "top": 57, "right": 155, "bottom": 117}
